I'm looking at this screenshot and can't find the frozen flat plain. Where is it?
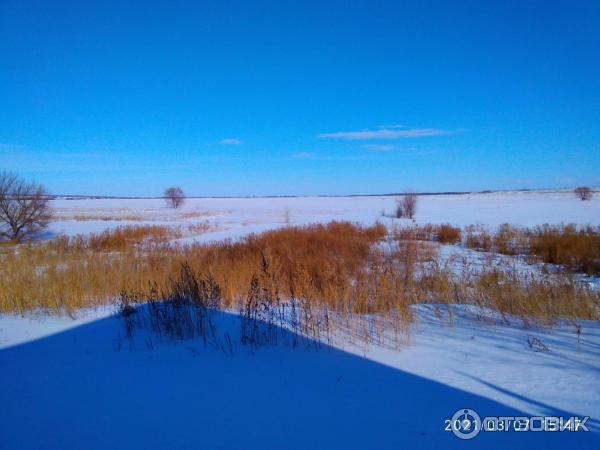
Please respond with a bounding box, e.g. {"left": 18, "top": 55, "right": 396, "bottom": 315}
{"left": 1, "top": 189, "right": 599, "bottom": 449}
{"left": 47, "top": 189, "right": 600, "bottom": 242}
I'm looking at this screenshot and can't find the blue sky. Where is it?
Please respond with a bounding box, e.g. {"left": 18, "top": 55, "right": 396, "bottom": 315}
{"left": 1, "top": 0, "right": 599, "bottom": 196}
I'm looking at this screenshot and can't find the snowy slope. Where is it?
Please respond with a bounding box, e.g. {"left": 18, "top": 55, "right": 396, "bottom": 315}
{"left": 0, "top": 305, "right": 598, "bottom": 450}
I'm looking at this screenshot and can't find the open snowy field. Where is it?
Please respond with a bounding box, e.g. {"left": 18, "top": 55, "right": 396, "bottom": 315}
{"left": 1, "top": 189, "right": 599, "bottom": 449}
{"left": 47, "top": 189, "right": 600, "bottom": 242}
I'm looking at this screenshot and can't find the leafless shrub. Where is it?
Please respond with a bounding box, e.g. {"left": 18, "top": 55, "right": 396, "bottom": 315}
{"left": 397, "top": 192, "right": 417, "bottom": 219}
{"left": 0, "top": 172, "right": 52, "bottom": 242}
{"left": 574, "top": 186, "right": 593, "bottom": 201}
{"left": 164, "top": 186, "right": 185, "bottom": 209}
{"left": 403, "top": 192, "right": 418, "bottom": 219}
{"left": 395, "top": 200, "right": 403, "bottom": 219}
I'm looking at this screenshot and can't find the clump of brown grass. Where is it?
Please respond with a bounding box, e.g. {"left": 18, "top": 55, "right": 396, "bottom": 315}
{"left": 48, "top": 225, "right": 183, "bottom": 252}
{"left": 464, "top": 223, "right": 527, "bottom": 255}
{"left": 464, "top": 224, "right": 494, "bottom": 251}
{"left": 463, "top": 223, "right": 600, "bottom": 275}
{"left": 436, "top": 224, "right": 462, "bottom": 244}
{"left": 491, "top": 224, "right": 529, "bottom": 256}
{"left": 462, "top": 269, "right": 598, "bottom": 325}
{"left": 529, "top": 224, "right": 600, "bottom": 274}
{"left": 394, "top": 223, "right": 461, "bottom": 244}
{"left": 186, "top": 221, "right": 211, "bottom": 235}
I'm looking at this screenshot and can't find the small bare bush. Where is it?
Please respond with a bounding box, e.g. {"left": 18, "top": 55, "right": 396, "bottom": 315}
{"left": 394, "top": 193, "right": 418, "bottom": 219}
{"left": 402, "top": 192, "right": 417, "bottom": 219}
{"left": 164, "top": 186, "right": 185, "bottom": 209}
{"left": 394, "top": 200, "right": 403, "bottom": 219}
{"left": 574, "top": 186, "right": 593, "bottom": 201}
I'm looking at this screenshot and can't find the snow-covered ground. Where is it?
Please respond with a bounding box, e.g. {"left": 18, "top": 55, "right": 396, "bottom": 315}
{"left": 47, "top": 189, "right": 600, "bottom": 242}
{"left": 2, "top": 189, "right": 599, "bottom": 449}
{"left": 1, "top": 304, "right": 598, "bottom": 449}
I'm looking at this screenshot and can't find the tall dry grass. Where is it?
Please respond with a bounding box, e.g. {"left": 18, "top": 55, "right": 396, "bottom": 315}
{"left": 394, "top": 223, "right": 461, "bottom": 244}
{"left": 0, "top": 222, "right": 389, "bottom": 314}
{"left": 0, "top": 222, "right": 598, "bottom": 344}
{"left": 529, "top": 224, "right": 600, "bottom": 274}
{"left": 463, "top": 223, "right": 600, "bottom": 275}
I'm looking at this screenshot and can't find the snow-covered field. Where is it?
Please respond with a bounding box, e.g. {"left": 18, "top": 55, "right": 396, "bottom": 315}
{"left": 47, "top": 189, "right": 600, "bottom": 242}
{"left": 2, "top": 190, "right": 599, "bottom": 449}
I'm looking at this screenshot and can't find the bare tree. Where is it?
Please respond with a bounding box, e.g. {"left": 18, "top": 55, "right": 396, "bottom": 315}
{"left": 0, "top": 172, "right": 52, "bottom": 242}
{"left": 401, "top": 192, "right": 418, "bottom": 219}
{"left": 164, "top": 186, "right": 185, "bottom": 209}
{"left": 574, "top": 186, "right": 593, "bottom": 201}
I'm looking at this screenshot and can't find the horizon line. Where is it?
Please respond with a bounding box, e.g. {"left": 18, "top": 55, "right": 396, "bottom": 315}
{"left": 44, "top": 186, "right": 596, "bottom": 200}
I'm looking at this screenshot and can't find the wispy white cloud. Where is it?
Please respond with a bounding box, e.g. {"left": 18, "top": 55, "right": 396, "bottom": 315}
{"left": 361, "top": 144, "right": 435, "bottom": 155}
{"left": 361, "top": 144, "right": 396, "bottom": 152}
{"left": 218, "top": 138, "right": 243, "bottom": 145}
{"left": 291, "top": 152, "right": 315, "bottom": 159}
{"left": 319, "top": 127, "right": 457, "bottom": 140}
{"left": 49, "top": 151, "right": 107, "bottom": 159}
{"left": 290, "top": 152, "right": 368, "bottom": 161}
{"left": 376, "top": 124, "right": 405, "bottom": 129}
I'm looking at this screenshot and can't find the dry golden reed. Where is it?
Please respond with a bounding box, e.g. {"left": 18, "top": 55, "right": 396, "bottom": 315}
{"left": 0, "top": 222, "right": 598, "bottom": 329}
{"left": 463, "top": 223, "right": 600, "bottom": 275}
{"left": 394, "top": 223, "right": 462, "bottom": 244}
